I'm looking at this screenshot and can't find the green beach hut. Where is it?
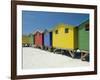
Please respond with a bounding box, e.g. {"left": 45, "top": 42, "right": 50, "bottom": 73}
{"left": 78, "top": 20, "right": 89, "bottom": 51}
{"left": 28, "top": 33, "right": 34, "bottom": 47}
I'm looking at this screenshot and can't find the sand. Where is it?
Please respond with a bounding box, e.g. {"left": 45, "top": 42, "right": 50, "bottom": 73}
{"left": 22, "top": 47, "right": 89, "bottom": 69}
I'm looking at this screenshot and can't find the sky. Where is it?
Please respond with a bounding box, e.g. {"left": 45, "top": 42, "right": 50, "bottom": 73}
{"left": 22, "top": 11, "right": 89, "bottom": 35}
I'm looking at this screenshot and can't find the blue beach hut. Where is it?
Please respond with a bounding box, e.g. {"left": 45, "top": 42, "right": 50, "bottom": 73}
{"left": 44, "top": 30, "right": 52, "bottom": 51}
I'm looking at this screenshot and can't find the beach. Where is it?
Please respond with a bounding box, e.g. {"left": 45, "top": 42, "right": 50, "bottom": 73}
{"left": 22, "top": 47, "right": 89, "bottom": 69}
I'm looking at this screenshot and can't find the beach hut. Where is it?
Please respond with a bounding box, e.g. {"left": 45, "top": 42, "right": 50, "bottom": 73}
{"left": 44, "top": 29, "right": 52, "bottom": 51}
{"left": 34, "top": 31, "right": 44, "bottom": 49}
{"left": 22, "top": 35, "right": 30, "bottom": 47}
{"left": 28, "top": 33, "right": 34, "bottom": 47}
{"left": 78, "top": 20, "right": 89, "bottom": 51}
{"left": 52, "top": 23, "right": 78, "bottom": 50}
{"left": 78, "top": 20, "right": 89, "bottom": 60}
{"left": 52, "top": 23, "right": 78, "bottom": 56}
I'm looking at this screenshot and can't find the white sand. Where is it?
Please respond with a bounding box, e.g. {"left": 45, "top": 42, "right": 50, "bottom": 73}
{"left": 22, "top": 47, "right": 89, "bottom": 69}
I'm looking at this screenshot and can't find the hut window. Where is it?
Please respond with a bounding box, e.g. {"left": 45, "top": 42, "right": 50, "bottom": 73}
{"left": 65, "top": 28, "right": 69, "bottom": 33}
{"left": 85, "top": 24, "right": 89, "bottom": 31}
{"left": 55, "top": 30, "right": 58, "bottom": 34}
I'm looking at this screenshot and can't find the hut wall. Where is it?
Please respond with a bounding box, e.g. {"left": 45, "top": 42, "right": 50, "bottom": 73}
{"left": 78, "top": 20, "right": 89, "bottom": 51}
{"left": 34, "top": 32, "right": 44, "bottom": 47}
{"left": 73, "top": 27, "right": 78, "bottom": 50}
{"left": 29, "top": 34, "right": 34, "bottom": 46}
{"left": 22, "top": 36, "right": 30, "bottom": 44}
{"left": 44, "top": 32, "right": 52, "bottom": 47}
{"left": 52, "top": 24, "right": 77, "bottom": 50}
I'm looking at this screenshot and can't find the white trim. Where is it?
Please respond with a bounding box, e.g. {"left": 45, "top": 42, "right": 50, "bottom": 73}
{"left": 17, "top": 5, "right": 94, "bottom": 75}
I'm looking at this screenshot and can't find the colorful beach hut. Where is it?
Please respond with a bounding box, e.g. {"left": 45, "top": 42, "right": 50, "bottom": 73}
{"left": 28, "top": 33, "right": 34, "bottom": 47}
{"left": 78, "top": 20, "right": 89, "bottom": 51}
{"left": 52, "top": 23, "right": 78, "bottom": 50}
{"left": 77, "top": 20, "right": 89, "bottom": 60}
{"left": 44, "top": 29, "right": 52, "bottom": 51}
{"left": 22, "top": 35, "right": 30, "bottom": 47}
{"left": 34, "top": 31, "right": 44, "bottom": 49}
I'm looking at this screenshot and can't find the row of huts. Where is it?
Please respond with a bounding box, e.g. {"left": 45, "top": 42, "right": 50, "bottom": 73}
{"left": 22, "top": 20, "right": 89, "bottom": 60}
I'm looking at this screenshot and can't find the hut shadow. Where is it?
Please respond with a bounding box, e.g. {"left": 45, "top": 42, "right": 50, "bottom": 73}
{"left": 74, "top": 52, "right": 89, "bottom": 62}
{"left": 62, "top": 51, "right": 89, "bottom": 62}
{"left": 62, "top": 50, "right": 72, "bottom": 57}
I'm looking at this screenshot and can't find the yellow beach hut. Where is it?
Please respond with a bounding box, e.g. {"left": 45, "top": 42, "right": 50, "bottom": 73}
{"left": 52, "top": 23, "right": 78, "bottom": 50}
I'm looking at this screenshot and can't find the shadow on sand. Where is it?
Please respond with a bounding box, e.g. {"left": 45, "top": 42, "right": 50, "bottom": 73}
{"left": 55, "top": 50, "right": 89, "bottom": 62}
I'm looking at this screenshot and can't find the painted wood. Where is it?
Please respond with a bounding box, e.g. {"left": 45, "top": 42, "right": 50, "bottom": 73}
{"left": 29, "top": 34, "right": 34, "bottom": 46}
{"left": 52, "top": 23, "right": 78, "bottom": 50}
{"left": 44, "top": 30, "right": 52, "bottom": 48}
{"left": 34, "top": 31, "right": 44, "bottom": 48}
{"left": 22, "top": 35, "right": 30, "bottom": 44}
{"left": 78, "top": 20, "right": 89, "bottom": 51}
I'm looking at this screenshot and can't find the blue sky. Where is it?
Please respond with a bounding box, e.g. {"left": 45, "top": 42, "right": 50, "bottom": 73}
{"left": 22, "top": 11, "right": 89, "bottom": 35}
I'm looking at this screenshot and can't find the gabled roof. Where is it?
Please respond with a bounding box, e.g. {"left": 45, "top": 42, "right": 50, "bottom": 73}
{"left": 33, "top": 30, "right": 43, "bottom": 35}
{"left": 43, "top": 29, "right": 52, "bottom": 34}
{"left": 78, "top": 19, "right": 89, "bottom": 27}
{"left": 43, "top": 29, "right": 48, "bottom": 34}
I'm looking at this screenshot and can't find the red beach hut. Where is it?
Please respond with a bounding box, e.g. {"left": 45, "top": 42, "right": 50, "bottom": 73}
{"left": 34, "top": 31, "right": 44, "bottom": 49}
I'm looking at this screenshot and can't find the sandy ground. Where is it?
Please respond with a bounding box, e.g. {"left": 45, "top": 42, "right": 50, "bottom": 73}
{"left": 23, "top": 47, "right": 89, "bottom": 69}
